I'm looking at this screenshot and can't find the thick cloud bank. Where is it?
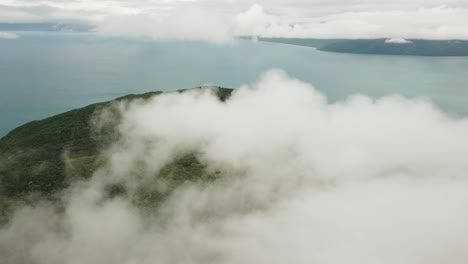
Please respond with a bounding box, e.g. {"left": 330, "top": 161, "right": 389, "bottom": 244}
{"left": 2, "top": 70, "right": 468, "bottom": 263}
{"left": 1, "top": 1, "right": 468, "bottom": 42}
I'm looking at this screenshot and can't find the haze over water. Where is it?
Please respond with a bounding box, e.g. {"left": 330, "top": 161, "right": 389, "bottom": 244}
{"left": 1, "top": 33, "right": 468, "bottom": 136}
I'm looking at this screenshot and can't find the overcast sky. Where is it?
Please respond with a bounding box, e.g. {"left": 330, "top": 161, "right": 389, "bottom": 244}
{"left": 1, "top": 0, "right": 468, "bottom": 42}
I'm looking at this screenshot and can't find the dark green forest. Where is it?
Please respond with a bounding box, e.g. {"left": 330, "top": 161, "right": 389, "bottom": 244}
{"left": 0, "top": 87, "right": 233, "bottom": 221}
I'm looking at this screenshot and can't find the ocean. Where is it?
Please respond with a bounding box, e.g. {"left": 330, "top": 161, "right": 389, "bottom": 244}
{"left": 1, "top": 33, "right": 468, "bottom": 136}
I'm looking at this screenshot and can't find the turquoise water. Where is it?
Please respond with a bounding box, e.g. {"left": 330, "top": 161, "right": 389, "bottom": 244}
{"left": 1, "top": 33, "right": 468, "bottom": 136}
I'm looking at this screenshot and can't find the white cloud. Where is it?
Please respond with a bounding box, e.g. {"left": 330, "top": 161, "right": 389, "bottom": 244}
{"left": 1, "top": 1, "right": 468, "bottom": 41}
{"left": 98, "top": 6, "right": 233, "bottom": 44}
{"left": 232, "top": 5, "right": 468, "bottom": 40}
{"left": 2, "top": 70, "right": 468, "bottom": 263}
{"left": 233, "top": 4, "right": 272, "bottom": 36}
{"left": 385, "top": 38, "right": 413, "bottom": 43}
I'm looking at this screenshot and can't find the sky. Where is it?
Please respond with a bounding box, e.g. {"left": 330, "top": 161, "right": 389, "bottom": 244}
{"left": 0, "top": 0, "right": 468, "bottom": 42}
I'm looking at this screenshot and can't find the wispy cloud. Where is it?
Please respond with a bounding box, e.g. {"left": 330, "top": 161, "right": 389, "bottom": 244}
{"left": 385, "top": 38, "right": 413, "bottom": 43}
{"left": 0, "top": 31, "right": 17, "bottom": 38}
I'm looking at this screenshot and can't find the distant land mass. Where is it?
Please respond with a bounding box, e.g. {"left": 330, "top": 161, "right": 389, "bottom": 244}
{"left": 256, "top": 37, "right": 468, "bottom": 56}
{"left": 0, "top": 87, "right": 233, "bottom": 221}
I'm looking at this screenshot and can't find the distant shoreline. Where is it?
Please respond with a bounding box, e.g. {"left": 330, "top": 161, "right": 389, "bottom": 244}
{"left": 256, "top": 37, "right": 468, "bottom": 57}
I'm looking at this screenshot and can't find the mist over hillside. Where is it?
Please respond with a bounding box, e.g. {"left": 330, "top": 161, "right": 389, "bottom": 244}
{"left": 1, "top": 70, "right": 468, "bottom": 263}
{"left": 1, "top": 0, "right": 468, "bottom": 262}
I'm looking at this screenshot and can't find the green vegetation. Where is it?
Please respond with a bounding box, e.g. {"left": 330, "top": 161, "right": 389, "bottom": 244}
{"left": 258, "top": 38, "right": 468, "bottom": 56}
{"left": 0, "top": 101, "right": 105, "bottom": 197}
{"left": 0, "top": 87, "right": 233, "bottom": 205}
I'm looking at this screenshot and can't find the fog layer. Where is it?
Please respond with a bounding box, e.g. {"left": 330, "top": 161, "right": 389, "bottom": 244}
{"left": 2, "top": 70, "right": 468, "bottom": 263}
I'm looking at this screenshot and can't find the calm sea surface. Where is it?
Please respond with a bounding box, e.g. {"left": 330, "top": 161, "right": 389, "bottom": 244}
{"left": 1, "top": 33, "right": 468, "bottom": 136}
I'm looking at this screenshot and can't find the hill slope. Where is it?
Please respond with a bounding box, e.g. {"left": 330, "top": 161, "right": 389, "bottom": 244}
{"left": 0, "top": 87, "right": 233, "bottom": 202}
